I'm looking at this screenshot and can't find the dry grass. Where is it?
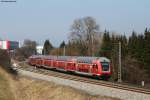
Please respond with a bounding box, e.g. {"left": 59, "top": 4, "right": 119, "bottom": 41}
{"left": 0, "top": 68, "right": 15, "bottom": 100}
{"left": 0, "top": 67, "right": 120, "bottom": 100}
{"left": 12, "top": 77, "right": 120, "bottom": 100}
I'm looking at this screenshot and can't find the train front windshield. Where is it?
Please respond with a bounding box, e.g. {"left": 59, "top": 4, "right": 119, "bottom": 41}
{"left": 101, "top": 62, "right": 109, "bottom": 71}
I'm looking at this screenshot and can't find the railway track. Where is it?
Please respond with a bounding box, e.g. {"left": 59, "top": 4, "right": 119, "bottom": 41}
{"left": 14, "top": 62, "right": 150, "bottom": 95}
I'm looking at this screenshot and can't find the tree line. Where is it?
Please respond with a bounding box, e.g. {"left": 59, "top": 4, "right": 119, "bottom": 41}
{"left": 12, "top": 16, "right": 150, "bottom": 86}
{"left": 44, "top": 17, "right": 150, "bottom": 85}
{"left": 100, "top": 29, "right": 150, "bottom": 85}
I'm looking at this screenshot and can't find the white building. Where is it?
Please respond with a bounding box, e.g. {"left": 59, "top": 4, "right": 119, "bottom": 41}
{"left": 36, "top": 45, "right": 43, "bottom": 54}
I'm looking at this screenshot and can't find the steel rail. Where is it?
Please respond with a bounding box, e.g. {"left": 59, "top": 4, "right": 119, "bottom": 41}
{"left": 15, "top": 63, "right": 150, "bottom": 95}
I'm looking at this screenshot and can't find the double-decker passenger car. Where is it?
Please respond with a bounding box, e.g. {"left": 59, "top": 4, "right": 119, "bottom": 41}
{"left": 28, "top": 55, "right": 112, "bottom": 79}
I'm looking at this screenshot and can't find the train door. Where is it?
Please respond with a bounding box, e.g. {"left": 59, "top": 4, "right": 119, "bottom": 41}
{"left": 91, "top": 64, "right": 98, "bottom": 75}
{"left": 66, "top": 62, "right": 76, "bottom": 71}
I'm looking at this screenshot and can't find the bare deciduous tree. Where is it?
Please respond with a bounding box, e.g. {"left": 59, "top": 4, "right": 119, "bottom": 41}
{"left": 69, "top": 16, "right": 101, "bottom": 56}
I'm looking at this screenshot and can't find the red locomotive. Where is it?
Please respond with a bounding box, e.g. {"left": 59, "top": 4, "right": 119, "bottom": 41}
{"left": 28, "top": 55, "right": 112, "bottom": 79}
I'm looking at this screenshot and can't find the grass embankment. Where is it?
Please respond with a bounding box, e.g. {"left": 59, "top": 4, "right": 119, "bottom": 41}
{"left": 0, "top": 68, "right": 15, "bottom": 100}
{"left": 0, "top": 67, "right": 120, "bottom": 100}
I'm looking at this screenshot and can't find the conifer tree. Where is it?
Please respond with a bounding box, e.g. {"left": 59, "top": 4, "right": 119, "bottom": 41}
{"left": 128, "top": 31, "right": 138, "bottom": 57}
{"left": 42, "top": 40, "right": 53, "bottom": 55}
{"left": 143, "top": 28, "right": 150, "bottom": 74}
{"left": 99, "top": 30, "right": 112, "bottom": 58}
{"left": 59, "top": 41, "right": 66, "bottom": 48}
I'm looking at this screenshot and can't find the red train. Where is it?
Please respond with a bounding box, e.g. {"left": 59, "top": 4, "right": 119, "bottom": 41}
{"left": 28, "top": 55, "right": 112, "bottom": 79}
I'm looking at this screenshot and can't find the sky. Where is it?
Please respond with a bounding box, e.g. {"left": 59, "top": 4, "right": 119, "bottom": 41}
{"left": 0, "top": 0, "right": 150, "bottom": 47}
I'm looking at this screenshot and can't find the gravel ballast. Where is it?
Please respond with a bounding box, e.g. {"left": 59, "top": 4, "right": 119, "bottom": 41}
{"left": 18, "top": 69, "right": 150, "bottom": 100}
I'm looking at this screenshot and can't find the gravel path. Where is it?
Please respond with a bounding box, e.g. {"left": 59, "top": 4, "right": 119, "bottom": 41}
{"left": 17, "top": 69, "right": 150, "bottom": 100}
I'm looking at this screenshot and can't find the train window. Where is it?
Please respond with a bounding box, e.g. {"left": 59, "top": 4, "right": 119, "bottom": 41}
{"left": 92, "top": 64, "right": 95, "bottom": 68}
{"left": 92, "top": 64, "right": 98, "bottom": 69}
{"left": 101, "top": 62, "right": 109, "bottom": 71}
{"left": 95, "top": 64, "right": 98, "bottom": 69}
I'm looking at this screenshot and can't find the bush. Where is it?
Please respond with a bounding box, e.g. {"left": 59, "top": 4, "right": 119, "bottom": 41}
{"left": 0, "top": 49, "right": 17, "bottom": 76}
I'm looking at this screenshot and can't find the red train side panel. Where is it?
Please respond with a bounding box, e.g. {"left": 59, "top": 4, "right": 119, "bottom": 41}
{"left": 28, "top": 55, "right": 112, "bottom": 79}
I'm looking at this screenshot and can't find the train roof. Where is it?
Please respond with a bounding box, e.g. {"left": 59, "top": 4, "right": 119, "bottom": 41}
{"left": 30, "top": 55, "right": 110, "bottom": 63}
{"left": 76, "top": 56, "right": 110, "bottom": 63}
